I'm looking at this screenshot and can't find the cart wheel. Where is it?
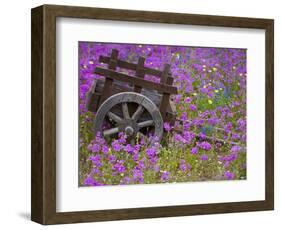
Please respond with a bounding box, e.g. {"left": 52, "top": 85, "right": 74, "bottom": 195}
{"left": 93, "top": 92, "right": 163, "bottom": 143}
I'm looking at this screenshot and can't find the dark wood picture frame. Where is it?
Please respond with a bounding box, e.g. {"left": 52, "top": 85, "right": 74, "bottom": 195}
{"left": 31, "top": 4, "right": 274, "bottom": 225}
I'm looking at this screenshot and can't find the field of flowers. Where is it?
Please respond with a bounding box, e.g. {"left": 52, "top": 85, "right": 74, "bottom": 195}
{"left": 79, "top": 42, "right": 247, "bottom": 186}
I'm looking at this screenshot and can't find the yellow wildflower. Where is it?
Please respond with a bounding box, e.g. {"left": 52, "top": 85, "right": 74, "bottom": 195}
{"left": 208, "top": 99, "right": 213, "bottom": 104}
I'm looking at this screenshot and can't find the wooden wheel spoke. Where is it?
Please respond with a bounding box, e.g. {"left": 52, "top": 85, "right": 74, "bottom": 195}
{"left": 137, "top": 120, "right": 154, "bottom": 128}
{"left": 132, "top": 105, "right": 145, "bottom": 121}
{"left": 122, "top": 103, "right": 130, "bottom": 119}
{"left": 107, "top": 111, "right": 123, "bottom": 124}
{"left": 103, "top": 127, "right": 119, "bottom": 136}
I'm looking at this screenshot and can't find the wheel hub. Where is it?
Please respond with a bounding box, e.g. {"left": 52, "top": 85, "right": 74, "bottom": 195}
{"left": 125, "top": 126, "right": 134, "bottom": 136}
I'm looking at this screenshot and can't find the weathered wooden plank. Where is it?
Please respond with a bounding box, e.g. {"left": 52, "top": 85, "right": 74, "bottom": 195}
{"left": 100, "top": 79, "right": 113, "bottom": 105}
{"left": 166, "top": 76, "right": 174, "bottom": 86}
{"left": 87, "top": 92, "right": 101, "bottom": 112}
{"left": 160, "top": 64, "right": 170, "bottom": 84}
{"left": 99, "top": 49, "right": 119, "bottom": 105}
{"left": 94, "top": 78, "right": 162, "bottom": 106}
{"left": 160, "top": 93, "right": 170, "bottom": 119}
{"left": 108, "top": 49, "right": 118, "bottom": 69}
{"left": 159, "top": 64, "right": 172, "bottom": 119}
{"left": 166, "top": 111, "right": 176, "bottom": 122}
{"left": 134, "top": 57, "right": 145, "bottom": 93}
{"left": 86, "top": 79, "right": 98, "bottom": 111}
{"left": 94, "top": 67, "right": 177, "bottom": 94}
{"left": 99, "top": 55, "right": 173, "bottom": 80}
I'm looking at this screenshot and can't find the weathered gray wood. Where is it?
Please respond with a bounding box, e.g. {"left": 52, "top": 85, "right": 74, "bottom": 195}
{"left": 160, "top": 64, "right": 170, "bottom": 84}
{"left": 86, "top": 80, "right": 100, "bottom": 112}
{"left": 93, "top": 92, "right": 163, "bottom": 142}
{"left": 94, "top": 67, "right": 177, "bottom": 94}
{"left": 160, "top": 66, "right": 174, "bottom": 119}
{"left": 131, "top": 105, "right": 145, "bottom": 121}
{"left": 134, "top": 57, "right": 145, "bottom": 93}
{"left": 138, "top": 120, "right": 154, "bottom": 128}
{"left": 122, "top": 103, "right": 130, "bottom": 119}
{"left": 99, "top": 54, "right": 174, "bottom": 81}
{"left": 94, "top": 78, "right": 162, "bottom": 106}
{"left": 99, "top": 49, "right": 119, "bottom": 105}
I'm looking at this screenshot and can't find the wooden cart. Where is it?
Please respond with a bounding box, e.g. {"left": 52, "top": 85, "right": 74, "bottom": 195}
{"left": 86, "top": 49, "right": 178, "bottom": 142}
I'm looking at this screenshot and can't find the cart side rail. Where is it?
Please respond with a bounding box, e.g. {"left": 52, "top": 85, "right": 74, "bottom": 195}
{"left": 94, "top": 67, "right": 177, "bottom": 94}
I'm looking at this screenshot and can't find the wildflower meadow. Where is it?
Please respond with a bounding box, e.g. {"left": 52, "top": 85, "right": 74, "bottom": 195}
{"left": 79, "top": 42, "right": 247, "bottom": 186}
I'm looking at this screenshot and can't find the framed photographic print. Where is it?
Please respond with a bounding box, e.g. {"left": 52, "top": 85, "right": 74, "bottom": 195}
{"left": 31, "top": 4, "right": 274, "bottom": 225}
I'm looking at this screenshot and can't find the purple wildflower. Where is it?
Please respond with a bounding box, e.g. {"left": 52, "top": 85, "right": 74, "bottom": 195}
{"left": 132, "top": 168, "right": 144, "bottom": 183}
{"left": 193, "top": 118, "right": 204, "bottom": 127}
{"left": 183, "top": 131, "right": 195, "bottom": 144}
{"left": 91, "top": 143, "right": 101, "bottom": 153}
{"left": 231, "top": 145, "right": 242, "bottom": 153}
{"left": 88, "top": 155, "right": 102, "bottom": 167}
{"left": 224, "top": 171, "right": 235, "bottom": 180}
{"left": 132, "top": 153, "right": 139, "bottom": 162}
{"left": 198, "top": 141, "right": 212, "bottom": 151}
{"left": 191, "top": 147, "right": 198, "bottom": 155}
{"left": 124, "top": 144, "right": 134, "bottom": 154}
{"left": 164, "top": 122, "right": 171, "bottom": 132}
{"left": 121, "top": 176, "right": 131, "bottom": 185}
{"left": 184, "top": 97, "right": 192, "bottom": 103}
{"left": 174, "top": 94, "right": 182, "bottom": 104}
{"left": 189, "top": 104, "right": 197, "bottom": 111}
{"left": 161, "top": 171, "right": 170, "bottom": 182}
{"left": 117, "top": 132, "right": 127, "bottom": 144}
{"left": 153, "top": 164, "right": 160, "bottom": 172}
{"left": 112, "top": 161, "right": 126, "bottom": 173}
{"left": 133, "top": 144, "right": 141, "bottom": 154}
{"left": 179, "top": 160, "right": 187, "bottom": 171}
{"left": 208, "top": 118, "right": 219, "bottom": 126}
{"left": 83, "top": 176, "right": 103, "bottom": 186}
{"left": 108, "top": 154, "right": 116, "bottom": 163}
{"left": 138, "top": 160, "right": 146, "bottom": 169}
{"left": 95, "top": 134, "right": 105, "bottom": 145}
{"left": 112, "top": 140, "right": 122, "bottom": 152}
{"left": 180, "top": 112, "right": 188, "bottom": 121}
{"left": 101, "top": 145, "right": 109, "bottom": 154}
{"left": 200, "top": 154, "right": 209, "bottom": 161}
{"left": 146, "top": 147, "right": 157, "bottom": 158}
